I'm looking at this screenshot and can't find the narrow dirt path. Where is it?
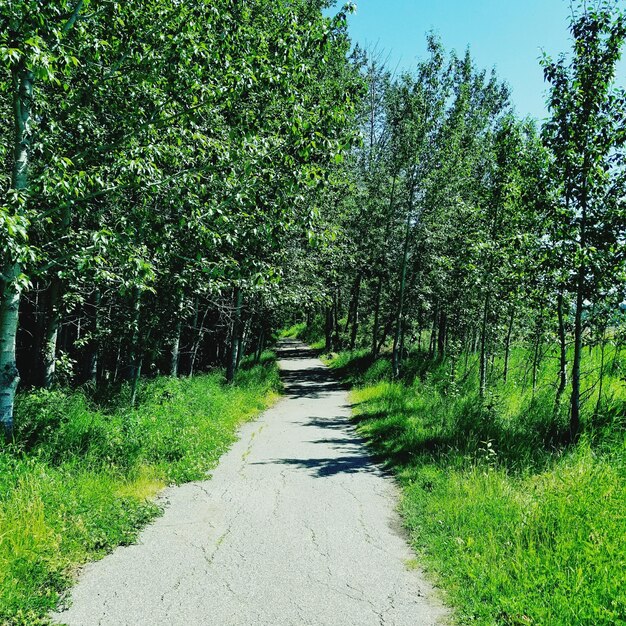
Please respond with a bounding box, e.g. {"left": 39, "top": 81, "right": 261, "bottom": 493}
{"left": 53, "top": 341, "right": 447, "bottom": 625}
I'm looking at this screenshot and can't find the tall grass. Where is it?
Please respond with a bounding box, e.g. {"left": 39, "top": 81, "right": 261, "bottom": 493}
{"left": 0, "top": 356, "right": 280, "bottom": 624}
{"left": 327, "top": 346, "right": 626, "bottom": 625}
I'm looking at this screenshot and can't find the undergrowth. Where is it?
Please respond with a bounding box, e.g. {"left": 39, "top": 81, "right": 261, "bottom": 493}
{"left": 280, "top": 320, "right": 326, "bottom": 350}
{"left": 325, "top": 346, "right": 626, "bottom": 625}
{"left": 0, "top": 354, "right": 280, "bottom": 625}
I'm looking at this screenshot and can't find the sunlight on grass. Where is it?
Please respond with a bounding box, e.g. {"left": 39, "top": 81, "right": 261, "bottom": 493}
{"left": 0, "top": 360, "right": 280, "bottom": 624}
{"left": 337, "top": 347, "right": 626, "bottom": 626}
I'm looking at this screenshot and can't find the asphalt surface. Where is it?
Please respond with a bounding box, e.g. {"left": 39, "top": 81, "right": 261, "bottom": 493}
{"left": 52, "top": 341, "right": 448, "bottom": 626}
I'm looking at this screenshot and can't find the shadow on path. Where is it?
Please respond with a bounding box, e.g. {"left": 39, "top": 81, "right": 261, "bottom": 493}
{"left": 254, "top": 342, "right": 385, "bottom": 478}
{"left": 252, "top": 455, "right": 381, "bottom": 477}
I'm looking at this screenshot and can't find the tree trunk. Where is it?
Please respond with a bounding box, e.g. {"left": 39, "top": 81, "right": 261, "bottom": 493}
{"left": 86, "top": 292, "right": 100, "bottom": 384}
{"left": 377, "top": 317, "right": 393, "bottom": 355}
{"left": 554, "top": 290, "right": 568, "bottom": 411}
{"left": 113, "top": 338, "right": 122, "bottom": 383}
{"left": 237, "top": 317, "right": 251, "bottom": 369}
{"left": 41, "top": 279, "right": 62, "bottom": 388}
{"left": 371, "top": 275, "right": 382, "bottom": 356}
{"left": 437, "top": 310, "right": 447, "bottom": 359}
{"left": 429, "top": 303, "right": 438, "bottom": 357}
{"left": 532, "top": 326, "right": 542, "bottom": 395}
{"left": 227, "top": 287, "right": 243, "bottom": 383}
{"left": 392, "top": 212, "right": 411, "bottom": 379}
{"left": 0, "top": 65, "right": 34, "bottom": 437}
{"left": 595, "top": 325, "right": 607, "bottom": 417}
{"left": 570, "top": 270, "right": 584, "bottom": 438}
{"left": 349, "top": 274, "right": 362, "bottom": 350}
{"left": 479, "top": 293, "right": 490, "bottom": 399}
{"left": 325, "top": 306, "right": 333, "bottom": 352}
{"left": 170, "top": 295, "right": 184, "bottom": 377}
{"left": 0, "top": 264, "right": 21, "bottom": 439}
{"left": 571, "top": 156, "right": 589, "bottom": 441}
{"left": 255, "top": 327, "right": 265, "bottom": 363}
{"left": 129, "top": 287, "right": 143, "bottom": 406}
{"left": 332, "top": 288, "right": 341, "bottom": 351}
{"left": 189, "top": 302, "right": 211, "bottom": 376}
{"left": 503, "top": 307, "right": 514, "bottom": 383}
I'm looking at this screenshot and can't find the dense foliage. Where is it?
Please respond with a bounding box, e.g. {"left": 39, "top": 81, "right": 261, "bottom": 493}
{"left": 2, "top": 0, "right": 626, "bottom": 623}
{"left": 280, "top": 3, "right": 626, "bottom": 624}
{"left": 284, "top": 3, "right": 626, "bottom": 444}
{"left": 0, "top": 0, "right": 361, "bottom": 434}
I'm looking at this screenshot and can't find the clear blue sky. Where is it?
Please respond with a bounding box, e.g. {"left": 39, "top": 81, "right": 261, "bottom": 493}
{"left": 329, "top": 0, "right": 626, "bottom": 121}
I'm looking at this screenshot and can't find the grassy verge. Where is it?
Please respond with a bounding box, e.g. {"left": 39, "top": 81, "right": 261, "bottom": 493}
{"left": 324, "top": 347, "right": 626, "bottom": 626}
{"left": 0, "top": 354, "right": 280, "bottom": 625}
{"left": 279, "top": 321, "right": 325, "bottom": 350}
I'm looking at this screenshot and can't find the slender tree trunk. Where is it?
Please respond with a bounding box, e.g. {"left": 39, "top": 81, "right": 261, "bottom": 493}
{"left": 437, "top": 310, "right": 447, "bottom": 359}
{"left": 531, "top": 325, "right": 542, "bottom": 395}
{"left": 170, "top": 295, "right": 184, "bottom": 377}
{"left": 554, "top": 290, "right": 568, "bottom": 411}
{"left": 86, "top": 290, "right": 100, "bottom": 384}
{"left": 571, "top": 156, "right": 589, "bottom": 440}
{"left": 128, "top": 288, "right": 143, "bottom": 406}
{"left": 429, "top": 303, "right": 438, "bottom": 357}
{"left": 255, "top": 327, "right": 265, "bottom": 363}
{"left": 189, "top": 303, "right": 211, "bottom": 376}
{"left": 503, "top": 307, "right": 514, "bottom": 383}
{"left": 376, "top": 320, "right": 391, "bottom": 354}
{"left": 595, "top": 325, "right": 607, "bottom": 417}
{"left": 227, "top": 287, "right": 243, "bottom": 383}
{"left": 170, "top": 319, "right": 182, "bottom": 377}
{"left": 570, "top": 270, "right": 585, "bottom": 438}
{"left": 0, "top": 65, "right": 34, "bottom": 437}
{"left": 325, "top": 306, "right": 333, "bottom": 352}
{"left": 332, "top": 288, "right": 341, "bottom": 351}
{"left": 113, "top": 337, "right": 122, "bottom": 383}
{"left": 189, "top": 296, "right": 200, "bottom": 375}
{"left": 349, "top": 274, "right": 362, "bottom": 350}
{"left": 41, "top": 279, "right": 62, "bottom": 388}
{"left": 371, "top": 275, "right": 382, "bottom": 356}
{"left": 237, "top": 317, "right": 250, "bottom": 369}
{"left": 392, "top": 212, "right": 411, "bottom": 378}
{"left": 479, "top": 293, "right": 490, "bottom": 399}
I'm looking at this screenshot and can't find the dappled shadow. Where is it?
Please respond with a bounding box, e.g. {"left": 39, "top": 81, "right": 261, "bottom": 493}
{"left": 280, "top": 366, "right": 347, "bottom": 399}
{"left": 254, "top": 454, "right": 382, "bottom": 477}
{"left": 300, "top": 416, "right": 353, "bottom": 430}
{"left": 257, "top": 341, "right": 388, "bottom": 477}
{"left": 252, "top": 411, "right": 392, "bottom": 477}
{"left": 275, "top": 340, "right": 323, "bottom": 362}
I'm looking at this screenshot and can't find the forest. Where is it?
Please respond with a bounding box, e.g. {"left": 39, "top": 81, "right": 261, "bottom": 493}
{"left": 1, "top": 0, "right": 625, "bottom": 624}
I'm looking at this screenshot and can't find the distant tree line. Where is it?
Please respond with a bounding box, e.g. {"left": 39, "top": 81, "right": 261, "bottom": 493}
{"left": 283, "top": 2, "right": 626, "bottom": 441}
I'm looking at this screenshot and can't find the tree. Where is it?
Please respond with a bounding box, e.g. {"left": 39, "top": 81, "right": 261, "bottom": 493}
{"left": 543, "top": 1, "right": 626, "bottom": 439}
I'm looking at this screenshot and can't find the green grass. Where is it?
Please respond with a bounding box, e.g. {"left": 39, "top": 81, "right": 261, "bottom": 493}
{"left": 279, "top": 322, "right": 307, "bottom": 338}
{"left": 327, "top": 346, "right": 626, "bottom": 625}
{"left": 0, "top": 355, "right": 280, "bottom": 625}
{"left": 279, "top": 319, "right": 325, "bottom": 350}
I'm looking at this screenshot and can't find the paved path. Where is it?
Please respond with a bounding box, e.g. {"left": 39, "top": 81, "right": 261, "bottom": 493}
{"left": 53, "top": 341, "right": 447, "bottom": 625}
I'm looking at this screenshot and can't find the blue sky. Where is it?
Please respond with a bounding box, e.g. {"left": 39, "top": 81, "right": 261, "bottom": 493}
{"left": 331, "top": 0, "right": 626, "bottom": 121}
